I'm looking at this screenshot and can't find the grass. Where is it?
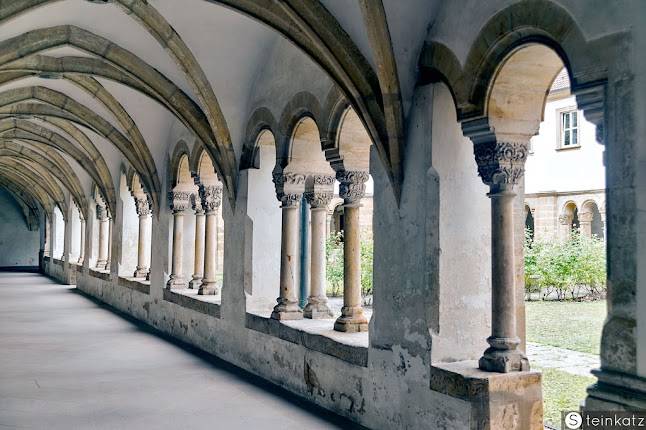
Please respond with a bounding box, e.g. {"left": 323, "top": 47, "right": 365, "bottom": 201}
{"left": 525, "top": 300, "right": 606, "bottom": 354}
{"left": 538, "top": 367, "right": 596, "bottom": 429}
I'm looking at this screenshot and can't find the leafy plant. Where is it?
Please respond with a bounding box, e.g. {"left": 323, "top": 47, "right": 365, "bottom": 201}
{"left": 325, "top": 232, "right": 374, "bottom": 298}
{"left": 524, "top": 228, "right": 606, "bottom": 301}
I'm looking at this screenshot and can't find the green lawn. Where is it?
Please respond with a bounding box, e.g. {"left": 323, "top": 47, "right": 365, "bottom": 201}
{"left": 526, "top": 300, "right": 606, "bottom": 354}
{"left": 538, "top": 367, "right": 596, "bottom": 429}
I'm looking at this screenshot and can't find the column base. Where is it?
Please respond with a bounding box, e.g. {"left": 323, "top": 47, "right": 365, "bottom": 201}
{"left": 188, "top": 276, "right": 202, "bottom": 289}
{"left": 166, "top": 276, "right": 186, "bottom": 290}
{"left": 271, "top": 298, "right": 303, "bottom": 320}
{"left": 303, "top": 297, "right": 333, "bottom": 319}
{"left": 479, "top": 337, "right": 530, "bottom": 373}
{"left": 198, "top": 281, "right": 218, "bottom": 295}
{"left": 334, "top": 306, "right": 368, "bottom": 332}
{"left": 133, "top": 267, "right": 149, "bottom": 278}
{"left": 77, "top": 257, "right": 84, "bottom": 265}
{"left": 585, "top": 369, "right": 646, "bottom": 411}
{"left": 95, "top": 260, "right": 107, "bottom": 270}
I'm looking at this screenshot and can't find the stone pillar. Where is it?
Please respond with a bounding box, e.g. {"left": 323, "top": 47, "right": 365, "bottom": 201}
{"left": 579, "top": 210, "right": 593, "bottom": 238}
{"left": 198, "top": 184, "right": 222, "bottom": 295}
{"left": 43, "top": 216, "right": 51, "bottom": 257}
{"left": 473, "top": 139, "right": 530, "bottom": 373}
{"left": 558, "top": 214, "right": 572, "bottom": 241}
{"left": 304, "top": 177, "right": 334, "bottom": 319}
{"left": 166, "top": 191, "right": 190, "bottom": 289}
{"left": 334, "top": 171, "right": 369, "bottom": 332}
{"left": 95, "top": 205, "right": 109, "bottom": 270}
{"left": 133, "top": 196, "right": 152, "bottom": 278}
{"left": 189, "top": 195, "right": 205, "bottom": 289}
{"left": 77, "top": 219, "right": 86, "bottom": 264}
{"left": 106, "top": 218, "right": 112, "bottom": 270}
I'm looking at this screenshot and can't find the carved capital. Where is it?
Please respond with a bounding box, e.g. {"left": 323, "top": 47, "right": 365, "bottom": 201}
{"left": 558, "top": 214, "right": 570, "bottom": 225}
{"left": 304, "top": 191, "right": 333, "bottom": 209}
{"left": 190, "top": 192, "right": 203, "bottom": 214}
{"left": 96, "top": 204, "right": 109, "bottom": 221}
{"left": 273, "top": 172, "right": 306, "bottom": 201}
{"left": 281, "top": 193, "right": 302, "bottom": 208}
{"left": 199, "top": 184, "right": 222, "bottom": 213}
{"left": 473, "top": 141, "right": 529, "bottom": 187}
{"left": 134, "top": 195, "right": 152, "bottom": 217}
{"left": 168, "top": 191, "right": 191, "bottom": 213}
{"left": 337, "top": 170, "right": 369, "bottom": 204}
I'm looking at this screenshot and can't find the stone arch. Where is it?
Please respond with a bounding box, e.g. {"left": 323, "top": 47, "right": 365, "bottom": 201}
{"left": 169, "top": 141, "right": 192, "bottom": 189}
{"left": 420, "top": 0, "right": 619, "bottom": 138}
{"left": 327, "top": 105, "right": 372, "bottom": 173}
{"left": 284, "top": 116, "right": 333, "bottom": 178}
{"left": 240, "top": 107, "right": 279, "bottom": 170}
{"left": 277, "top": 92, "right": 324, "bottom": 165}
{"left": 581, "top": 199, "right": 605, "bottom": 239}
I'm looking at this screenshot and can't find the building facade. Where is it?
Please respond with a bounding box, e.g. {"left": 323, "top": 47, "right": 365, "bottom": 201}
{"left": 525, "top": 69, "right": 606, "bottom": 242}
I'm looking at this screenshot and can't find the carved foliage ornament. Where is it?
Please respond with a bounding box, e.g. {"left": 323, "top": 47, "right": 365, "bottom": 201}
{"left": 200, "top": 184, "right": 222, "bottom": 213}
{"left": 134, "top": 195, "right": 152, "bottom": 216}
{"left": 281, "top": 193, "right": 302, "bottom": 208}
{"left": 304, "top": 191, "right": 334, "bottom": 209}
{"left": 168, "top": 191, "right": 192, "bottom": 213}
{"left": 473, "top": 141, "right": 529, "bottom": 187}
{"left": 96, "top": 204, "right": 109, "bottom": 221}
{"left": 337, "top": 170, "right": 369, "bottom": 204}
{"left": 273, "top": 172, "right": 306, "bottom": 202}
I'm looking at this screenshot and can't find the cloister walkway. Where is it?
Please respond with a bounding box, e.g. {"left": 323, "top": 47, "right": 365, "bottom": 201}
{"left": 0, "top": 272, "right": 355, "bottom": 430}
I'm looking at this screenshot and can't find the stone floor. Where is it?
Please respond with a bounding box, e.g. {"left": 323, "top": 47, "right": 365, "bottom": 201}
{"left": 0, "top": 273, "right": 358, "bottom": 429}
{"left": 526, "top": 342, "right": 600, "bottom": 377}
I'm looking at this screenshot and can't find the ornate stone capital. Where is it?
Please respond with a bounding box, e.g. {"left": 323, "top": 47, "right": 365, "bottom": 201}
{"left": 473, "top": 140, "right": 529, "bottom": 188}
{"left": 190, "top": 192, "right": 204, "bottom": 214}
{"left": 558, "top": 214, "right": 570, "bottom": 225}
{"left": 96, "top": 204, "right": 109, "bottom": 221}
{"left": 273, "top": 171, "right": 306, "bottom": 202}
{"left": 168, "top": 190, "right": 191, "bottom": 213}
{"left": 281, "top": 193, "right": 302, "bottom": 208}
{"left": 304, "top": 191, "right": 333, "bottom": 209}
{"left": 337, "top": 170, "right": 369, "bottom": 204}
{"left": 134, "top": 195, "right": 152, "bottom": 217}
{"left": 199, "top": 184, "right": 222, "bottom": 213}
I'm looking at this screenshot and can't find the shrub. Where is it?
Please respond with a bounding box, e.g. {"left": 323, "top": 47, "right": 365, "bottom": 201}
{"left": 524, "top": 228, "right": 606, "bottom": 300}
{"left": 325, "top": 232, "right": 374, "bottom": 297}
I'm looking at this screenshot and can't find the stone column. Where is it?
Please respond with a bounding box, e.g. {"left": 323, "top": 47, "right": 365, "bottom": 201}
{"left": 134, "top": 196, "right": 152, "bottom": 278}
{"left": 166, "top": 191, "right": 191, "bottom": 289}
{"left": 558, "top": 214, "right": 572, "bottom": 241}
{"left": 198, "top": 184, "right": 222, "bottom": 295}
{"left": 270, "top": 171, "right": 306, "bottom": 320}
{"left": 43, "top": 216, "right": 51, "bottom": 257}
{"left": 77, "top": 219, "right": 86, "bottom": 264}
{"left": 473, "top": 139, "right": 530, "bottom": 373}
{"left": 304, "top": 176, "right": 334, "bottom": 319}
{"left": 189, "top": 194, "right": 205, "bottom": 289}
{"left": 579, "top": 211, "right": 593, "bottom": 238}
{"left": 106, "top": 218, "right": 112, "bottom": 270}
{"left": 95, "top": 205, "right": 109, "bottom": 270}
{"left": 334, "top": 171, "right": 369, "bottom": 332}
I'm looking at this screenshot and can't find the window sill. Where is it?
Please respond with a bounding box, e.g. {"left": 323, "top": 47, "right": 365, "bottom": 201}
{"left": 245, "top": 311, "right": 369, "bottom": 367}
{"left": 117, "top": 276, "right": 150, "bottom": 294}
{"left": 556, "top": 145, "right": 581, "bottom": 151}
{"left": 89, "top": 268, "right": 111, "bottom": 281}
{"left": 163, "top": 288, "right": 221, "bottom": 318}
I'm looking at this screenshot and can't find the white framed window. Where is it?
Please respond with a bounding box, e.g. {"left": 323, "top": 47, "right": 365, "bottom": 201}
{"left": 558, "top": 109, "right": 580, "bottom": 149}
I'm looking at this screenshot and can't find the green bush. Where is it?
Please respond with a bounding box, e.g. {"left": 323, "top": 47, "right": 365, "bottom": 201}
{"left": 325, "top": 232, "right": 373, "bottom": 297}
{"left": 524, "top": 229, "right": 606, "bottom": 300}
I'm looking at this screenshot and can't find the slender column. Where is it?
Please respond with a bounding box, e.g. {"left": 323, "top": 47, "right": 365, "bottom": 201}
{"left": 106, "top": 218, "right": 112, "bottom": 270}
{"left": 189, "top": 194, "right": 205, "bottom": 289}
{"left": 579, "top": 211, "right": 593, "bottom": 238}
{"left": 473, "top": 139, "right": 530, "bottom": 372}
{"left": 334, "top": 171, "right": 369, "bottom": 332}
{"left": 166, "top": 191, "right": 191, "bottom": 289}
{"left": 304, "top": 178, "right": 334, "bottom": 319}
{"left": 558, "top": 214, "right": 572, "bottom": 241}
{"left": 198, "top": 184, "right": 222, "bottom": 295}
{"left": 77, "top": 219, "right": 86, "bottom": 264}
{"left": 95, "top": 205, "right": 109, "bottom": 270}
{"left": 134, "top": 196, "right": 152, "bottom": 278}
{"left": 43, "top": 216, "right": 51, "bottom": 257}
